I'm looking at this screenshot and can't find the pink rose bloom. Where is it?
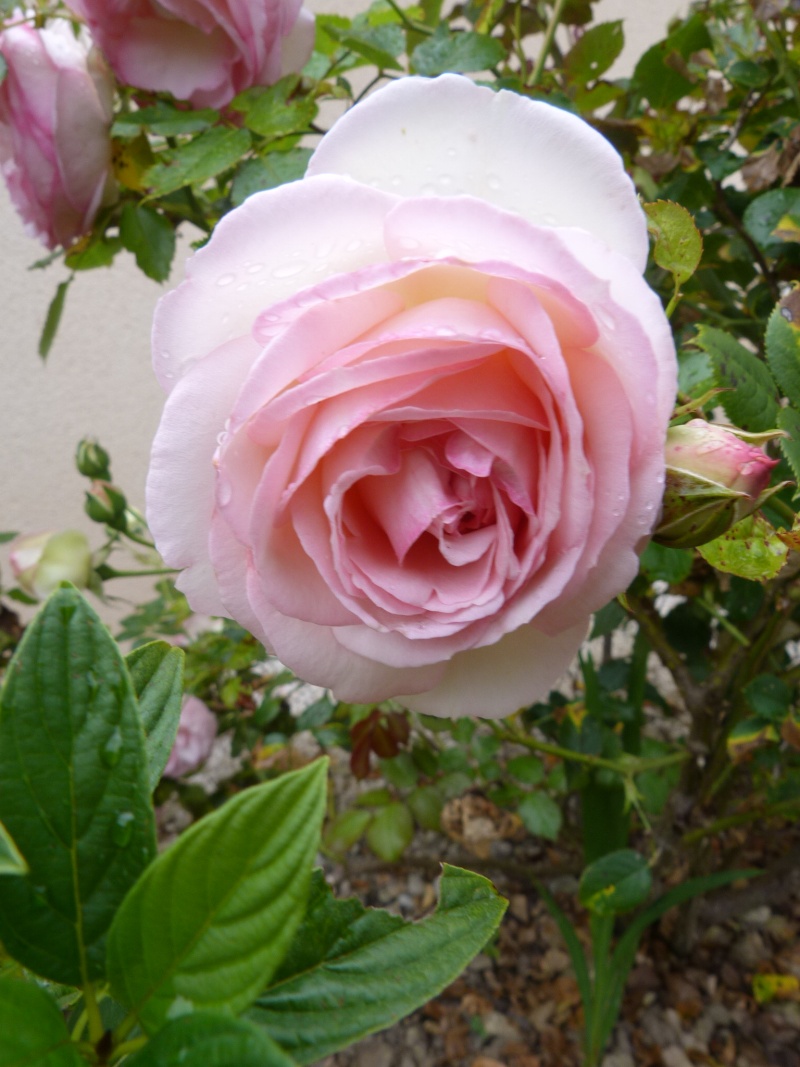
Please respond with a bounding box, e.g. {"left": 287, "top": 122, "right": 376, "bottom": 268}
{"left": 147, "top": 75, "right": 677, "bottom": 719}
{"left": 64, "top": 0, "right": 315, "bottom": 109}
{"left": 0, "top": 18, "right": 114, "bottom": 249}
{"left": 163, "top": 695, "right": 217, "bottom": 778}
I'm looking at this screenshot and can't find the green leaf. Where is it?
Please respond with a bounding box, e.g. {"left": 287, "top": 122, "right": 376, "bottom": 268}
{"left": 365, "top": 802, "right": 414, "bottom": 861}
{"left": 0, "top": 586, "right": 156, "bottom": 986}
{"left": 407, "top": 785, "right": 444, "bottom": 831}
{"left": 517, "top": 792, "right": 562, "bottom": 841}
{"left": 64, "top": 236, "right": 120, "bottom": 271}
{"left": 249, "top": 865, "right": 506, "bottom": 1063}
{"left": 640, "top": 542, "right": 694, "bottom": 584}
{"left": 743, "top": 674, "right": 792, "bottom": 721}
{"left": 119, "top": 204, "right": 176, "bottom": 283}
{"left": 107, "top": 759, "right": 328, "bottom": 1034}
{"left": 0, "top": 819, "right": 28, "bottom": 876}
{"left": 411, "top": 27, "right": 506, "bottom": 75}
{"left": 698, "top": 512, "right": 788, "bottom": 580}
{"left": 693, "top": 325, "right": 779, "bottom": 432}
{"left": 323, "top": 808, "right": 372, "bottom": 856}
{"left": 124, "top": 1012, "right": 297, "bottom": 1067}
{"left": 630, "top": 13, "right": 711, "bottom": 107}
{"left": 744, "top": 188, "right": 800, "bottom": 255}
{"left": 38, "top": 278, "right": 72, "bottom": 360}
{"left": 644, "top": 200, "right": 703, "bottom": 287}
{"left": 125, "top": 642, "right": 185, "bottom": 789}
{"left": 231, "top": 149, "right": 312, "bottom": 207}
{"left": 506, "top": 756, "right": 545, "bottom": 786}
{"left": 765, "top": 299, "right": 800, "bottom": 409}
{"left": 232, "top": 87, "right": 317, "bottom": 139}
{"left": 778, "top": 405, "right": 800, "bottom": 489}
{"left": 0, "top": 978, "right": 84, "bottom": 1067}
{"left": 579, "top": 849, "right": 652, "bottom": 916}
{"left": 145, "top": 127, "right": 252, "bottom": 196}
{"left": 112, "top": 105, "right": 219, "bottom": 138}
{"left": 564, "top": 20, "right": 624, "bottom": 85}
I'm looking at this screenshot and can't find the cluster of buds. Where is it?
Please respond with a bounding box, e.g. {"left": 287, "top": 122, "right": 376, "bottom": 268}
{"left": 654, "top": 419, "right": 784, "bottom": 549}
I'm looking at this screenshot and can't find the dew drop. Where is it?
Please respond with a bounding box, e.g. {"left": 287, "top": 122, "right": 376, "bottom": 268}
{"left": 316, "top": 241, "right": 334, "bottom": 258}
{"left": 112, "top": 812, "right": 135, "bottom": 848}
{"left": 541, "top": 212, "right": 557, "bottom": 225}
{"left": 390, "top": 175, "right": 403, "bottom": 188}
{"left": 102, "top": 727, "right": 124, "bottom": 768}
{"left": 160, "top": 349, "right": 171, "bottom": 361}
{"left": 272, "top": 262, "right": 306, "bottom": 279}
{"left": 216, "top": 430, "right": 228, "bottom": 447}
{"left": 216, "top": 273, "right": 235, "bottom": 287}
{"left": 236, "top": 282, "right": 248, "bottom": 292}
{"left": 487, "top": 174, "right": 502, "bottom": 191}
{"left": 345, "top": 238, "right": 362, "bottom": 252}
{"left": 247, "top": 262, "right": 264, "bottom": 274}
{"left": 446, "top": 146, "right": 457, "bottom": 158}
{"left": 420, "top": 183, "right": 437, "bottom": 195}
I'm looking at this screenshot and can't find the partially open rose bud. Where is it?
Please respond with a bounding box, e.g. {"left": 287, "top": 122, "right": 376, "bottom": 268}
{"left": 654, "top": 419, "right": 781, "bottom": 549}
{"left": 163, "top": 696, "right": 217, "bottom": 779}
{"left": 9, "top": 530, "right": 92, "bottom": 598}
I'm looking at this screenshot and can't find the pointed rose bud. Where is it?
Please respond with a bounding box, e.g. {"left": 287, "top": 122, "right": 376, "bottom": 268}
{"left": 76, "top": 438, "right": 111, "bottom": 480}
{"left": 654, "top": 419, "right": 781, "bottom": 549}
{"left": 85, "top": 480, "right": 127, "bottom": 528}
{"left": 163, "top": 696, "right": 217, "bottom": 779}
{"left": 9, "top": 530, "right": 92, "bottom": 598}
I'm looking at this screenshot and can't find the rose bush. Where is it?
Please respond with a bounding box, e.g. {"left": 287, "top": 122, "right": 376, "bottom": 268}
{"left": 64, "top": 0, "right": 315, "bottom": 109}
{"left": 0, "top": 18, "right": 114, "bottom": 249}
{"left": 147, "top": 75, "right": 677, "bottom": 718}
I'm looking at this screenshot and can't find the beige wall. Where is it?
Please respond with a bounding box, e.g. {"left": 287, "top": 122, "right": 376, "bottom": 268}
{"left": 0, "top": 0, "right": 688, "bottom": 611}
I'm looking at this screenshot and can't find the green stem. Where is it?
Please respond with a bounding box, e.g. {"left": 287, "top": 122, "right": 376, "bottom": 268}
{"left": 767, "top": 495, "right": 797, "bottom": 527}
{"left": 695, "top": 596, "right": 751, "bottom": 648}
{"left": 112, "top": 1036, "right": 148, "bottom": 1062}
{"left": 98, "top": 566, "right": 177, "bottom": 580}
{"left": 527, "top": 0, "right": 568, "bottom": 87}
{"left": 83, "top": 984, "right": 104, "bottom": 1047}
{"left": 682, "top": 796, "right": 800, "bottom": 844}
{"left": 384, "top": 0, "right": 432, "bottom": 34}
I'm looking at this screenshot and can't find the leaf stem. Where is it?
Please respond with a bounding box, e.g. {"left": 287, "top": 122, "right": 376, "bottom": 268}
{"left": 528, "top": 0, "right": 568, "bottom": 88}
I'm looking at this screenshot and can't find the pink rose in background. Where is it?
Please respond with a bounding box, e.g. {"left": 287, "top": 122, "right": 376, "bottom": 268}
{"left": 0, "top": 18, "right": 115, "bottom": 249}
{"left": 147, "top": 75, "right": 677, "bottom": 719}
{"left": 163, "top": 695, "right": 217, "bottom": 778}
{"left": 65, "top": 0, "right": 315, "bottom": 109}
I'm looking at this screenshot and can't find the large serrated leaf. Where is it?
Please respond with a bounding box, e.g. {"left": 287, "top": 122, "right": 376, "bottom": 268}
{"left": 411, "top": 27, "right": 505, "bottom": 75}
{"left": 125, "top": 641, "right": 184, "bottom": 789}
{"left": 765, "top": 301, "right": 800, "bottom": 409}
{"left": 107, "top": 759, "right": 328, "bottom": 1034}
{"left": 249, "top": 865, "right": 507, "bottom": 1064}
{"left": 119, "top": 204, "right": 176, "bottom": 283}
{"left": 0, "top": 586, "right": 156, "bottom": 986}
{"left": 124, "top": 1012, "right": 297, "bottom": 1067}
{"left": 564, "top": 20, "right": 624, "bottom": 85}
{"left": 778, "top": 406, "right": 800, "bottom": 492}
{"left": 0, "top": 978, "right": 84, "bottom": 1067}
{"left": 693, "top": 325, "right": 779, "bottom": 431}
{"left": 145, "top": 127, "right": 252, "bottom": 196}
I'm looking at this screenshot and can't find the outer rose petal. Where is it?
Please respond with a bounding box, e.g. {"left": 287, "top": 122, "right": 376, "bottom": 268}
{"left": 308, "top": 74, "right": 648, "bottom": 270}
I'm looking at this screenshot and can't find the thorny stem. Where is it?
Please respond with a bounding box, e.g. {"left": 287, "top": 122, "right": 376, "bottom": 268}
{"left": 528, "top": 0, "right": 569, "bottom": 88}
{"left": 682, "top": 796, "right": 800, "bottom": 844}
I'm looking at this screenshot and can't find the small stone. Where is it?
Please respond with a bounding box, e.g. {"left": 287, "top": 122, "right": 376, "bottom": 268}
{"left": 406, "top": 872, "right": 425, "bottom": 898}
{"left": 601, "top": 1055, "right": 635, "bottom": 1067}
{"left": 766, "top": 914, "right": 797, "bottom": 943}
{"left": 641, "top": 1007, "right": 680, "bottom": 1048}
{"left": 731, "top": 929, "right": 768, "bottom": 969}
{"left": 353, "top": 1036, "right": 394, "bottom": 1067}
{"left": 509, "top": 893, "right": 530, "bottom": 923}
{"left": 661, "top": 1046, "right": 693, "bottom": 1067}
{"left": 482, "top": 1011, "right": 521, "bottom": 1041}
{"left": 742, "top": 904, "right": 771, "bottom": 926}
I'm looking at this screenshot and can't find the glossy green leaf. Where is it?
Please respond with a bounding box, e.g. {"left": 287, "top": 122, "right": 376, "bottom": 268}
{"left": 145, "top": 127, "right": 252, "bottom": 196}
{"left": 38, "top": 278, "right": 72, "bottom": 360}
{"left": 0, "top": 586, "right": 156, "bottom": 986}
{"left": 365, "top": 802, "right": 414, "bottom": 861}
{"left": 564, "top": 20, "right": 624, "bottom": 85}
{"left": 231, "top": 149, "right": 312, "bottom": 206}
{"left": 777, "top": 405, "right": 800, "bottom": 491}
{"left": 744, "top": 188, "right": 800, "bottom": 255}
{"left": 765, "top": 300, "right": 800, "bottom": 409}
{"left": 0, "top": 978, "right": 84, "bottom": 1067}
{"left": 119, "top": 204, "right": 176, "bottom": 283}
{"left": 644, "top": 199, "right": 703, "bottom": 287}
{"left": 232, "top": 90, "right": 317, "bottom": 139}
{"left": 518, "top": 792, "right": 562, "bottom": 841}
{"left": 250, "top": 865, "right": 506, "bottom": 1063}
{"left": 698, "top": 512, "right": 787, "bottom": 580}
{"left": 630, "top": 14, "right": 711, "bottom": 107}
{"left": 124, "top": 1012, "right": 297, "bottom": 1067}
{"left": 743, "top": 674, "right": 792, "bottom": 721}
{"left": 112, "top": 105, "right": 218, "bottom": 138}
{"left": 693, "top": 325, "right": 779, "bottom": 432}
{"left": 107, "top": 759, "right": 328, "bottom": 1034}
{"left": 411, "top": 27, "right": 505, "bottom": 75}
{"left": 125, "top": 641, "right": 185, "bottom": 789}
{"left": 579, "top": 849, "right": 652, "bottom": 916}
{"left": 0, "top": 819, "right": 28, "bottom": 876}
{"left": 639, "top": 542, "right": 694, "bottom": 584}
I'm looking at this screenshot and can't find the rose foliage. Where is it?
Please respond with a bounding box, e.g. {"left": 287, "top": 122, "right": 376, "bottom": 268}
{"left": 147, "top": 74, "right": 677, "bottom": 718}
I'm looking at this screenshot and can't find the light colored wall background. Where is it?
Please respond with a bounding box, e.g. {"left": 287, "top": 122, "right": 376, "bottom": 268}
{"left": 0, "top": 0, "right": 688, "bottom": 612}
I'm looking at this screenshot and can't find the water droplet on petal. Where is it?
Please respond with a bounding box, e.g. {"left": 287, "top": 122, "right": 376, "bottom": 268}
{"left": 345, "top": 239, "right": 362, "bottom": 252}
{"left": 247, "top": 262, "right": 263, "bottom": 274}
{"left": 272, "top": 262, "right": 306, "bottom": 279}
{"left": 217, "top": 273, "right": 235, "bottom": 287}
{"left": 217, "top": 476, "right": 233, "bottom": 507}
{"left": 487, "top": 174, "right": 502, "bottom": 191}
{"left": 112, "top": 812, "right": 135, "bottom": 847}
